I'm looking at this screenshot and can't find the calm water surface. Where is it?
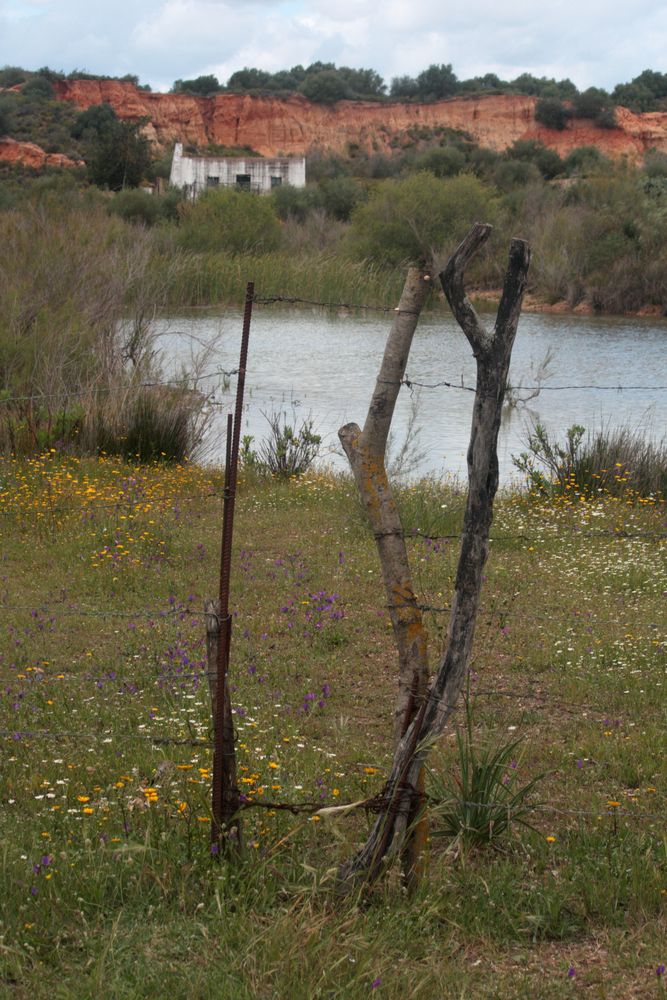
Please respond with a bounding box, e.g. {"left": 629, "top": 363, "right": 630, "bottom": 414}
{"left": 154, "top": 307, "right": 667, "bottom": 483}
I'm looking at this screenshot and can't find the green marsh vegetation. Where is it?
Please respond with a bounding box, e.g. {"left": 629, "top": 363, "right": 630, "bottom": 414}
{"left": 0, "top": 453, "right": 665, "bottom": 997}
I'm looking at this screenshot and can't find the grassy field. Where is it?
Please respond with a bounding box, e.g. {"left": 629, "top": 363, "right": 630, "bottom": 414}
{"left": 0, "top": 452, "right": 665, "bottom": 998}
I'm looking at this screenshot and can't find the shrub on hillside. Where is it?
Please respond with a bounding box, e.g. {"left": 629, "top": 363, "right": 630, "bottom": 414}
{"left": 563, "top": 146, "right": 610, "bottom": 177}
{"left": 535, "top": 97, "right": 570, "bottom": 130}
{"left": 506, "top": 139, "right": 563, "bottom": 179}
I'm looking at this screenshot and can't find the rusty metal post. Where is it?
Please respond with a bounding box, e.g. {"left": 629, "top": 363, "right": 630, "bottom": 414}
{"left": 211, "top": 282, "right": 254, "bottom": 854}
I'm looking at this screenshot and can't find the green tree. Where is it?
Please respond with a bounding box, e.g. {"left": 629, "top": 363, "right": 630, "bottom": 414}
{"left": 415, "top": 63, "right": 458, "bottom": 100}
{"left": 21, "top": 75, "right": 54, "bottom": 100}
{"left": 337, "top": 66, "right": 386, "bottom": 98}
{"left": 177, "top": 188, "right": 281, "bottom": 253}
{"left": 0, "top": 103, "right": 9, "bottom": 137}
{"left": 0, "top": 66, "right": 27, "bottom": 87}
{"left": 227, "top": 68, "right": 271, "bottom": 92}
{"left": 346, "top": 171, "right": 496, "bottom": 266}
{"left": 572, "top": 87, "right": 608, "bottom": 119}
{"left": 71, "top": 102, "right": 117, "bottom": 140}
{"left": 172, "top": 74, "right": 222, "bottom": 95}
{"left": 87, "top": 119, "right": 153, "bottom": 190}
{"left": 390, "top": 75, "right": 419, "bottom": 99}
{"left": 299, "top": 71, "right": 352, "bottom": 103}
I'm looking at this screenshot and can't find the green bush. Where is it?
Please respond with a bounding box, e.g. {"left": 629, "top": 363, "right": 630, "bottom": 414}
{"left": 493, "top": 159, "right": 542, "bottom": 191}
{"left": 414, "top": 146, "right": 466, "bottom": 178}
{"left": 21, "top": 76, "right": 54, "bottom": 100}
{"left": 535, "top": 97, "right": 570, "bottom": 130}
{"left": 319, "top": 176, "right": 365, "bottom": 220}
{"left": 506, "top": 139, "right": 563, "bottom": 179}
{"left": 86, "top": 387, "right": 208, "bottom": 462}
{"left": 242, "top": 410, "right": 321, "bottom": 478}
{"left": 177, "top": 188, "right": 281, "bottom": 253}
{"left": 346, "top": 171, "right": 497, "bottom": 266}
{"left": 513, "top": 423, "right": 667, "bottom": 500}
{"left": 563, "top": 146, "right": 610, "bottom": 176}
{"left": 271, "top": 183, "right": 323, "bottom": 222}
{"left": 108, "top": 188, "right": 160, "bottom": 226}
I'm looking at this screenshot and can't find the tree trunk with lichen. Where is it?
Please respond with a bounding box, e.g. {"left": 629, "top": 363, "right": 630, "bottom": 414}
{"left": 338, "top": 224, "right": 531, "bottom": 888}
{"left": 339, "top": 266, "right": 433, "bottom": 891}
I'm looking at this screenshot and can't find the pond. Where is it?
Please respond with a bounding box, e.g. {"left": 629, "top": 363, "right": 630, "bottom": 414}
{"left": 154, "top": 306, "right": 667, "bottom": 484}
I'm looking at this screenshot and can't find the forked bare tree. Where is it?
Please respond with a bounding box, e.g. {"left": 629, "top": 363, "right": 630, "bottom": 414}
{"left": 338, "top": 223, "right": 530, "bottom": 887}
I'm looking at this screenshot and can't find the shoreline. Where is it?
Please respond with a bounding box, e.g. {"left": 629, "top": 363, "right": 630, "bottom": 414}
{"left": 471, "top": 288, "right": 667, "bottom": 319}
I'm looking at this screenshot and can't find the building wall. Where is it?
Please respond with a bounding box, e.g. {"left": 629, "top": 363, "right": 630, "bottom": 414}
{"left": 170, "top": 143, "right": 306, "bottom": 196}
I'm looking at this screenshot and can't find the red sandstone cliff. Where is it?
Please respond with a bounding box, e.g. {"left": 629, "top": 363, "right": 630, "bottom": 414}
{"left": 50, "top": 79, "right": 667, "bottom": 162}
{"left": 0, "top": 137, "right": 83, "bottom": 170}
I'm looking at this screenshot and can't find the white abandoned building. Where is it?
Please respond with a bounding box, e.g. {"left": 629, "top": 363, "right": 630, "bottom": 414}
{"left": 169, "top": 143, "right": 306, "bottom": 198}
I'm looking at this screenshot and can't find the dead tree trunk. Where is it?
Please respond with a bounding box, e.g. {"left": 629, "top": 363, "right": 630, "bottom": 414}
{"left": 338, "top": 224, "right": 530, "bottom": 887}
{"left": 339, "top": 266, "right": 433, "bottom": 889}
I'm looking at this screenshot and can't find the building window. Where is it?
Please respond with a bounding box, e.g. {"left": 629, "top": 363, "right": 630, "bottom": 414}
{"left": 206, "top": 176, "right": 219, "bottom": 187}
{"left": 270, "top": 175, "right": 282, "bottom": 188}
{"left": 235, "top": 174, "right": 251, "bottom": 190}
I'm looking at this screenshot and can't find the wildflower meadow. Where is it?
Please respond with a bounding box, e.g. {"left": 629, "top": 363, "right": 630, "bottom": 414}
{"left": 0, "top": 451, "right": 665, "bottom": 998}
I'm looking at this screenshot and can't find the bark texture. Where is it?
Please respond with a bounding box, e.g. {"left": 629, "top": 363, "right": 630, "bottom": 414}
{"left": 338, "top": 224, "right": 530, "bottom": 886}
{"left": 339, "top": 267, "right": 433, "bottom": 745}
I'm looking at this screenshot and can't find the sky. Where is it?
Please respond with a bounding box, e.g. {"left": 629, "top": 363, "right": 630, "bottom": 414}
{"left": 1, "top": 0, "right": 667, "bottom": 95}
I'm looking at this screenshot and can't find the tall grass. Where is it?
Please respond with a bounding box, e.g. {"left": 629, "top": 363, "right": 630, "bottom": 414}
{"left": 0, "top": 199, "right": 210, "bottom": 458}
{"left": 162, "top": 248, "right": 409, "bottom": 309}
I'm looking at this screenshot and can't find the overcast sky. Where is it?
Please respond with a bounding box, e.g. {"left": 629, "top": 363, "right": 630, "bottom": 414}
{"left": 2, "top": 0, "right": 666, "bottom": 94}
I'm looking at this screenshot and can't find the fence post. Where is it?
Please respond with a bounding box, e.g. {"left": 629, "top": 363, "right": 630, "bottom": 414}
{"left": 209, "top": 282, "right": 254, "bottom": 855}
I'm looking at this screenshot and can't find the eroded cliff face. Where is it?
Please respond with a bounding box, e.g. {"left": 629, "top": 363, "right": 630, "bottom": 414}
{"left": 0, "top": 137, "right": 83, "bottom": 169}
{"left": 52, "top": 79, "right": 667, "bottom": 161}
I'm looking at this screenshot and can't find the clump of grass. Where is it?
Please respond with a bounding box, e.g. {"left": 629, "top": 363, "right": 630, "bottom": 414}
{"left": 513, "top": 422, "right": 667, "bottom": 500}
{"left": 429, "top": 703, "right": 546, "bottom": 851}
{"left": 82, "top": 385, "right": 211, "bottom": 462}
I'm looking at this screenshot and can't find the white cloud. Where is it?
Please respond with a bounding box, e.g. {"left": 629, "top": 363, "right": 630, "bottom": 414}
{"left": 0, "top": 0, "right": 666, "bottom": 93}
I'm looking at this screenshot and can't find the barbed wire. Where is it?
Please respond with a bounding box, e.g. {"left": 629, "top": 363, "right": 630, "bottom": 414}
{"left": 0, "top": 593, "right": 662, "bottom": 635}
{"left": 252, "top": 294, "right": 405, "bottom": 314}
{"left": 3, "top": 726, "right": 661, "bottom": 822}
{"left": 411, "top": 529, "right": 667, "bottom": 541}
{"left": 385, "top": 376, "right": 667, "bottom": 394}
{"left": 239, "top": 793, "right": 667, "bottom": 824}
